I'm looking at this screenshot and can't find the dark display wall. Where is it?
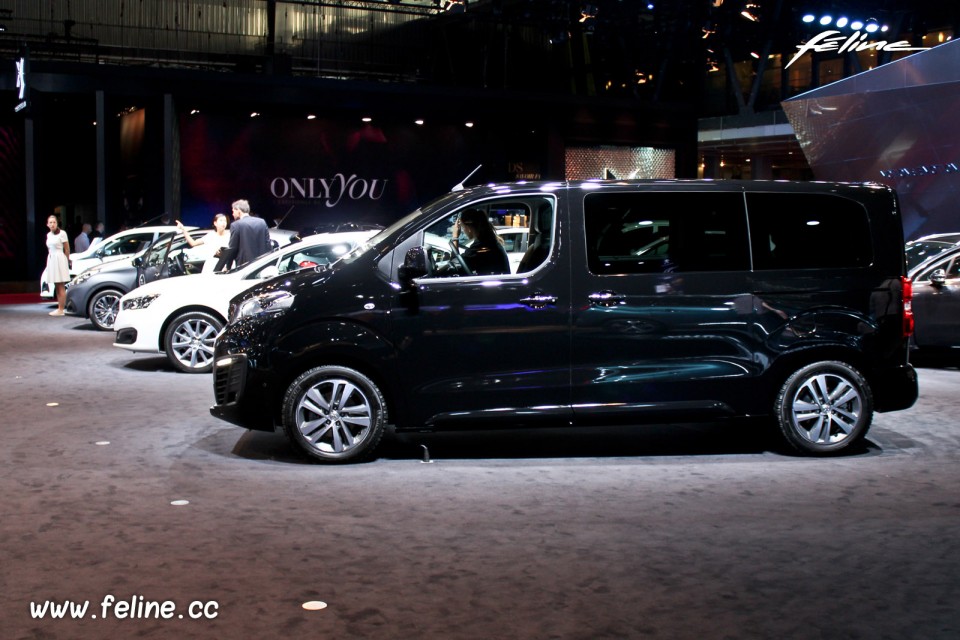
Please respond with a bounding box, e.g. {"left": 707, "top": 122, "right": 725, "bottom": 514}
{"left": 0, "top": 124, "right": 27, "bottom": 278}
{"left": 178, "top": 114, "right": 545, "bottom": 234}
{"left": 783, "top": 38, "right": 960, "bottom": 241}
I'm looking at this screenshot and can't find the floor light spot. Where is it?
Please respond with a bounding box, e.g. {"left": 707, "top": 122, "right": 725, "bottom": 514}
{"left": 302, "top": 601, "right": 328, "bottom": 611}
{"left": 170, "top": 499, "right": 190, "bottom": 506}
{"left": 46, "top": 402, "right": 59, "bottom": 407}
{"left": 95, "top": 441, "right": 110, "bottom": 446}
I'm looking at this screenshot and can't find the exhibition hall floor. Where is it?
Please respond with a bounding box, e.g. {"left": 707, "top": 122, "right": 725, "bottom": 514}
{"left": 2, "top": 302, "right": 959, "bottom": 639}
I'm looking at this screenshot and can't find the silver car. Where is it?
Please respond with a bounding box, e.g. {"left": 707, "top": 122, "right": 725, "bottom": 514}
{"left": 910, "top": 245, "right": 960, "bottom": 351}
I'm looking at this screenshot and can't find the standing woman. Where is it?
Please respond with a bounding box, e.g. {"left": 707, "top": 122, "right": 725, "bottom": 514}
{"left": 45, "top": 214, "right": 71, "bottom": 316}
{"left": 176, "top": 213, "right": 231, "bottom": 272}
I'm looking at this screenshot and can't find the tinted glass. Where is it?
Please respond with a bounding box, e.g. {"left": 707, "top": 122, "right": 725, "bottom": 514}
{"left": 419, "top": 196, "right": 555, "bottom": 277}
{"left": 274, "top": 242, "right": 355, "bottom": 275}
{"left": 101, "top": 232, "right": 155, "bottom": 257}
{"left": 747, "top": 193, "right": 873, "bottom": 270}
{"left": 584, "top": 191, "right": 749, "bottom": 274}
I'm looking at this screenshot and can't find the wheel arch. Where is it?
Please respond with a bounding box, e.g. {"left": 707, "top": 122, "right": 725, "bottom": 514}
{"left": 272, "top": 320, "right": 400, "bottom": 428}
{"left": 766, "top": 344, "right": 873, "bottom": 407}
{"left": 84, "top": 284, "right": 126, "bottom": 315}
{"left": 158, "top": 305, "right": 226, "bottom": 351}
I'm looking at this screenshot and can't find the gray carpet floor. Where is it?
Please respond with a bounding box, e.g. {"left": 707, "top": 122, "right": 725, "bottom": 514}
{"left": 2, "top": 302, "right": 959, "bottom": 639}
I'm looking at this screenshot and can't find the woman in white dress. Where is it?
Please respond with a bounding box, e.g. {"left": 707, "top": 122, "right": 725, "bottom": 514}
{"left": 45, "top": 215, "right": 71, "bottom": 316}
{"left": 176, "top": 213, "right": 232, "bottom": 273}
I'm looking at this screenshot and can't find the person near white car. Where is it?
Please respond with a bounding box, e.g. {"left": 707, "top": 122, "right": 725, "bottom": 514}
{"left": 113, "top": 230, "right": 377, "bottom": 373}
{"left": 74, "top": 223, "right": 92, "bottom": 253}
{"left": 175, "top": 214, "right": 231, "bottom": 272}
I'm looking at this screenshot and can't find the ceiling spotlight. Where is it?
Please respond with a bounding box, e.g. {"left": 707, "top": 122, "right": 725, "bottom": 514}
{"left": 306, "top": 114, "right": 316, "bottom": 120}
{"left": 362, "top": 117, "right": 372, "bottom": 122}
{"left": 850, "top": 20, "right": 864, "bottom": 30}
{"left": 415, "top": 119, "right": 424, "bottom": 125}
{"left": 801, "top": 14, "right": 815, "bottom": 23}
{"left": 835, "top": 17, "right": 848, "bottom": 28}
{"left": 250, "top": 111, "right": 260, "bottom": 118}
{"left": 741, "top": 10, "right": 758, "bottom": 21}
{"left": 819, "top": 15, "right": 832, "bottom": 26}
{"left": 865, "top": 20, "right": 879, "bottom": 33}
{"left": 881, "top": 25, "right": 889, "bottom": 33}
{"left": 465, "top": 121, "right": 474, "bottom": 128}
{"left": 189, "top": 109, "right": 200, "bottom": 115}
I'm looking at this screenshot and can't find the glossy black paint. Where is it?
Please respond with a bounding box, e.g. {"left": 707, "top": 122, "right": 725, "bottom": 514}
{"left": 210, "top": 180, "right": 918, "bottom": 438}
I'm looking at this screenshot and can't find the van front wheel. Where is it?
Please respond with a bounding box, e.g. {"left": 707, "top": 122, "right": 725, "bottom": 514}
{"left": 775, "top": 361, "right": 873, "bottom": 455}
{"left": 282, "top": 366, "right": 386, "bottom": 463}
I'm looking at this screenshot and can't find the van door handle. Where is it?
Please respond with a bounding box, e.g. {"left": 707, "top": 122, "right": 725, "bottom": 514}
{"left": 520, "top": 293, "right": 558, "bottom": 309}
{"left": 588, "top": 290, "right": 625, "bottom": 307}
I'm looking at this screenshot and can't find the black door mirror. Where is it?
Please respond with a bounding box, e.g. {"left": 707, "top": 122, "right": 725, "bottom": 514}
{"left": 132, "top": 256, "right": 143, "bottom": 268}
{"left": 398, "top": 246, "right": 428, "bottom": 285}
{"left": 930, "top": 268, "right": 947, "bottom": 286}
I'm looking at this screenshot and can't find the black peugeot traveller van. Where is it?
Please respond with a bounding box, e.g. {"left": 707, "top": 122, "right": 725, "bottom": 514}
{"left": 210, "top": 180, "right": 918, "bottom": 463}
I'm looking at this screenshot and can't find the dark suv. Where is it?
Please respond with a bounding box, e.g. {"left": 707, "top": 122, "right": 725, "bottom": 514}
{"left": 210, "top": 180, "right": 918, "bottom": 462}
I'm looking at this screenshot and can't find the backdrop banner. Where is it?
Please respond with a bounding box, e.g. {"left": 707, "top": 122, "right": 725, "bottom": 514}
{"left": 179, "top": 114, "right": 510, "bottom": 233}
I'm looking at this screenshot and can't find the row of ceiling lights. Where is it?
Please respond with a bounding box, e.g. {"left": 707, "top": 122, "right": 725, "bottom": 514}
{"left": 189, "top": 108, "right": 475, "bottom": 127}
{"left": 802, "top": 13, "right": 888, "bottom": 33}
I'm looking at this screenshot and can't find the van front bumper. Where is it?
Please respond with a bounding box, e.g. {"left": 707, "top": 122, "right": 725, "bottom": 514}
{"left": 209, "top": 352, "right": 278, "bottom": 432}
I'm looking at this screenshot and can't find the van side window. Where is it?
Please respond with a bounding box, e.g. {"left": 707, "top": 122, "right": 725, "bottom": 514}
{"left": 419, "top": 197, "right": 555, "bottom": 277}
{"left": 747, "top": 193, "right": 873, "bottom": 270}
{"left": 584, "top": 192, "right": 749, "bottom": 275}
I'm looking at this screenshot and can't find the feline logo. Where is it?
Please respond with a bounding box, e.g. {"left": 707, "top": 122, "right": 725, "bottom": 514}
{"left": 785, "top": 30, "right": 929, "bottom": 69}
{"left": 16, "top": 58, "right": 26, "bottom": 100}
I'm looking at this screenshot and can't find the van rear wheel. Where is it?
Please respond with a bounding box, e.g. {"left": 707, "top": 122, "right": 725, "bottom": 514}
{"left": 282, "top": 366, "right": 386, "bottom": 463}
{"left": 775, "top": 361, "right": 873, "bottom": 455}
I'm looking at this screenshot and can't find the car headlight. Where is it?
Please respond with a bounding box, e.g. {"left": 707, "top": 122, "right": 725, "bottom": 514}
{"left": 236, "top": 290, "right": 296, "bottom": 320}
{"left": 71, "top": 270, "right": 96, "bottom": 286}
{"left": 122, "top": 293, "right": 161, "bottom": 310}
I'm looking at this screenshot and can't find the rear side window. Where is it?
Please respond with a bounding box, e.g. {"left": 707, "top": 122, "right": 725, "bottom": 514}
{"left": 584, "top": 191, "right": 749, "bottom": 275}
{"left": 747, "top": 193, "right": 873, "bottom": 270}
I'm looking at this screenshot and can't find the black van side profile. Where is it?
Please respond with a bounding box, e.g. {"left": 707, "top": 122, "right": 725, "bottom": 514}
{"left": 210, "top": 180, "right": 918, "bottom": 463}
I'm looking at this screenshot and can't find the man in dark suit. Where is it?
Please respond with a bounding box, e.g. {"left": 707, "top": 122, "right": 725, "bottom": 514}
{"left": 222, "top": 199, "right": 271, "bottom": 269}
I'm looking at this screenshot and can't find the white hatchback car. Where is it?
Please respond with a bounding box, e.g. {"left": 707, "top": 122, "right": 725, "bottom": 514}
{"left": 41, "top": 225, "right": 181, "bottom": 298}
{"left": 113, "top": 230, "right": 377, "bottom": 373}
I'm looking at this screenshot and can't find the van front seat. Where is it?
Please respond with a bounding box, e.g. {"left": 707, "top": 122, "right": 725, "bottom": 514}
{"left": 517, "top": 206, "right": 552, "bottom": 273}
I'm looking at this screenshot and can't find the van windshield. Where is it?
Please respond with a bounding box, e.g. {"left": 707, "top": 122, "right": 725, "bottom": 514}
{"left": 340, "top": 190, "right": 467, "bottom": 264}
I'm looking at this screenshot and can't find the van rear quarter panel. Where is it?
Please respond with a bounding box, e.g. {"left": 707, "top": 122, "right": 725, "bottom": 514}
{"left": 568, "top": 182, "right": 909, "bottom": 419}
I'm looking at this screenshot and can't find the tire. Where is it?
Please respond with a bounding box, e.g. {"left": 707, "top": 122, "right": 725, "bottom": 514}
{"left": 282, "top": 365, "right": 387, "bottom": 463}
{"left": 163, "top": 311, "right": 223, "bottom": 374}
{"left": 88, "top": 288, "right": 123, "bottom": 331}
{"left": 775, "top": 360, "right": 873, "bottom": 455}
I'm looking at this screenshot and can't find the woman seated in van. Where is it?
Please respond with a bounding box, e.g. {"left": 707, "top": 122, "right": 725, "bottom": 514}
{"left": 451, "top": 208, "right": 510, "bottom": 276}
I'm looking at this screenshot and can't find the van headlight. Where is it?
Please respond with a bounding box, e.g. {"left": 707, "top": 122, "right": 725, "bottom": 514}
{"left": 122, "top": 293, "right": 160, "bottom": 310}
{"left": 236, "top": 290, "right": 296, "bottom": 319}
